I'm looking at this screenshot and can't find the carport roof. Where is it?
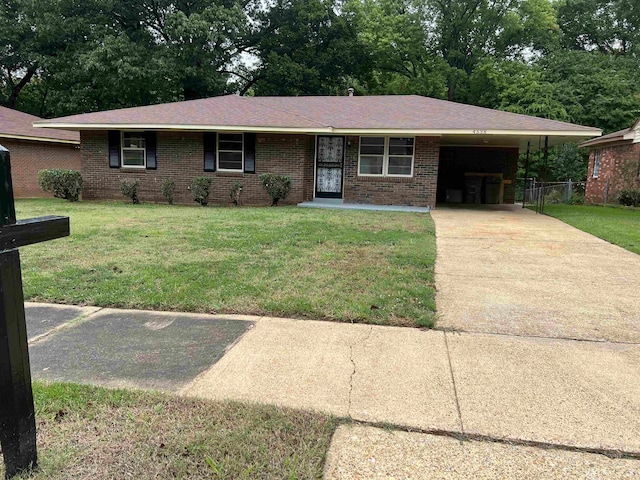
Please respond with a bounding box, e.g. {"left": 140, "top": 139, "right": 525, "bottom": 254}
{"left": 33, "top": 95, "right": 601, "bottom": 140}
{"left": 0, "top": 105, "right": 79, "bottom": 144}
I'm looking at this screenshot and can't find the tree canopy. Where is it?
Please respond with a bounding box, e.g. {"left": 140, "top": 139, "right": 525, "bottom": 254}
{"left": 2, "top": 0, "right": 639, "bottom": 178}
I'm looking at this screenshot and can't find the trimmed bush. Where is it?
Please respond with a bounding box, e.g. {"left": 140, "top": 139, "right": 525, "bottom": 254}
{"left": 161, "top": 179, "right": 175, "bottom": 205}
{"left": 230, "top": 181, "right": 243, "bottom": 206}
{"left": 190, "top": 176, "right": 212, "bottom": 206}
{"left": 259, "top": 173, "right": 292, "bottom": 206}
{"left": 38, "top": 169, "right": 83, "bottom": 201}
{"left": 618, "top": 189, "right": 640, "bottom": 207}
{"left": 120, "top": 179, "right": 141, "bottom": 204}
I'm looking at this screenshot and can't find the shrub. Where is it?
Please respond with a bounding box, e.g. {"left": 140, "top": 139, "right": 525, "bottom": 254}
{"left": 543, "top": 188, "right": 564, "bottom": 205}
{"left": 120, "top": 179, "right": 141, "bottom": 204}
{"left": 161, "top": 179, "right": 175, "bottom": 205}
{"left": 618, "top": 189, "right": 640, "bottom": 207}
{"left": 259, "top": 173, "right": 292, "bottom": 206}
{"left": 190, "top": 176, "right": 212, "bottom": 206}
{"left": 230, "top": 181, "right": 243, "bottom": 206}
{"left": 38, "top": 169, "right": 83, "bottom": 202}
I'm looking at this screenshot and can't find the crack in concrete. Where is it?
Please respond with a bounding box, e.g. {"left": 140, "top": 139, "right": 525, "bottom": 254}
{"left": 443, "top": 331, "right": 465, "bottom": 437}
{"left": 347, "top": 325, "right": 373, "bottom": 419}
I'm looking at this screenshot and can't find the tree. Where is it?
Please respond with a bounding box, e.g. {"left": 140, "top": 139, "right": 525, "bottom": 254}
{"left": 468, "top": 59, "right": 569, "bottom": 120}
{"left": 248, "top": 0, "right": 367, "bottom": 96}
{"left": 345, "top": 0, "right": 448, "bottom": 97}
{"left": 541, "top": 50, "right": 640, "bottom": 133}
{"left": 420, "top": 0, "right": 560, "bottom": 100}
{"left": 556, "top": 0, "right": 639, "bottom": 55}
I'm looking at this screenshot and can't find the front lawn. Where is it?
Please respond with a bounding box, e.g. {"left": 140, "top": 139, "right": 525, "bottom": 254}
{"left": 543, "top": 204, "right": 640, "bottom": 254}
{"left": 16, "top": 199, "right": 436, "bottom": 327}
{"left": 1, "top": 382, "right": 336, "bottom": 479}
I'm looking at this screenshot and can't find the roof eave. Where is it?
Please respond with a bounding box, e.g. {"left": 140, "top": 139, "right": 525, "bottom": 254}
{"left": 0, "top": 133, "right": 80, "bottom": 145}
{"left": 33, "top": 122, "right": 601, "bottom": 138}
{"left": 33, "top": 122, "right": 333, "bottom": 134}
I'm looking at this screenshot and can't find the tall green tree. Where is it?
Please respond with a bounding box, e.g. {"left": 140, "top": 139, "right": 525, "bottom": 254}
{"left": 247, "top": 0, "right": 366, "bottom": 96}
{"left": 556, "top": 0, "right": 639, "bottom": 55}
{"left": 345, "top": 0, "right": 448, "bottom": 97}
{"left": 541, "top": 50, "right": 640, "bottom": 132}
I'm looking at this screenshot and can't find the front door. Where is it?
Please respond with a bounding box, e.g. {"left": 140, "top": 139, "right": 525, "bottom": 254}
{"left": 315, "top": 136, "right": 345, "bottom": 198}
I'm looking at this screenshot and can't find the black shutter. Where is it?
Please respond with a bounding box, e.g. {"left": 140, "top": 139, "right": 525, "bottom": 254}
{"left": 108, "top": 130, "right": 121, "bottom": 168}
{"left": 145, "top": 131, "right": 157, "bottom": 170}
{"left": 244, "top": 133, "right": 256, "bottom": 173}
{"left": 203, "top": 132, "right": 216, "bottom": 172}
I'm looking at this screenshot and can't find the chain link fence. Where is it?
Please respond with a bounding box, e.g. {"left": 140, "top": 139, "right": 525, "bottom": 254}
{"left": 519, "top": 179, "right": 585, "bottom": 214}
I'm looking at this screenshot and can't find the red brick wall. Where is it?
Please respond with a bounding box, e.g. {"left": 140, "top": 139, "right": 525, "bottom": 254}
{"left": 342, "top": 136, "right": 440, "bottom": 207}
{"left": 585, "top": 143, "right": 640, "bottom": 204}
{"left": 0, "top": 137, "right": 81, "bottom": 198}
{"left": 80, "top": 131, "right": 315, "bottom": 206}
{"left": 437, "top": 147, "right": 519, "bottom": 204}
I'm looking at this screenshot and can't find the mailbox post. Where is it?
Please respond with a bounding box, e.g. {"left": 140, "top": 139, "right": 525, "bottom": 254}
{"left": 0, "top": 145, "right": 70, "bottom": 478}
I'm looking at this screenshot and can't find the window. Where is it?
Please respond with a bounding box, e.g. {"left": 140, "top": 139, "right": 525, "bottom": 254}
{"left": 359, "top": 137, "right": 414, "bottom": 177}
{"left": 218, "top": 133, "right": 244, "bottom": 171}
{"left": 593, "top": 149, "right": 601, "bottom": 178}
{"left": 121, "top": 132, "right": 146, "bottom": 168}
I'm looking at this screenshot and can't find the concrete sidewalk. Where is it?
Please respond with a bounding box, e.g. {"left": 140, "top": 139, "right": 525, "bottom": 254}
{"left": 181, "top": 317, "right": 640, "bottom": 455}
{"left": 25, "top": 302, "right": 640, "bottom": 477}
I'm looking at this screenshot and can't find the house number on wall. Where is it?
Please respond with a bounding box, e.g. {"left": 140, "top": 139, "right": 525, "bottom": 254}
{"left": 473, "top": 129, "right": 488, "bottom": 134}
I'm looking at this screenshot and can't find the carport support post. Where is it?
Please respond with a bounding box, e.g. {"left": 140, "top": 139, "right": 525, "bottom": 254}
{"left": 523, "top": 141, "right": 530, "bottom": 208}
{"left": 0, "top": 146, "right": 69, "bottom": 478}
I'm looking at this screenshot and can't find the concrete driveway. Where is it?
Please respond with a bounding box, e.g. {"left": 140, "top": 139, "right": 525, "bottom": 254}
{"left": 430, "top": 205, "right": 640, "bottom": 343}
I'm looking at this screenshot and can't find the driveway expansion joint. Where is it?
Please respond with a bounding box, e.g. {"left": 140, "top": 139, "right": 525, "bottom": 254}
{"left": 348, "top": 419, "right": 640, "bottom": 461}
{"left": 433, "top": 327, "right": 640, "bottom": 346}
{"left": 443, "top": 331, "right": 465, "bottom": 435}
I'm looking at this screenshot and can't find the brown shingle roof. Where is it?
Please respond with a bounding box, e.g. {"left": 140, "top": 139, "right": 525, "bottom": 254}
{"left": 0, "top": 106, "right": 79, "bottom": 144}
{"left": 34, "top": 95, "right": 601, "bottom": 136}
{"left": 579, "top": 120, "right": 638, "bottom": 148}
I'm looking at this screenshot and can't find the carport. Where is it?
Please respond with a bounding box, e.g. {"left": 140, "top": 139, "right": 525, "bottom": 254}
{"left": 435, "top": 131, "right": 594, "bottom": 206}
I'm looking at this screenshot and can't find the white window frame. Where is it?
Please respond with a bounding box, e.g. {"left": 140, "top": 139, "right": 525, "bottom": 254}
{"left": 593, "top": 149, "right": 601, "bottom": 178}
{"left": 217, "top": 132, "right": 244, "bottom": 172}
{"left": 358, "top": 136, "right": 414, "bottom": 178}
{"left": 121, "top": 131, "right": 146, "bottom": 169}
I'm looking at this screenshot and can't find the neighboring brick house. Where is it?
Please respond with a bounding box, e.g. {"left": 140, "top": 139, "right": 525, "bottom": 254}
{"left": 0, "top": 106, "right": 80, "bottom": 197}
{"left": 581, "top": 119, "right": 640, "bottom": 204}
{"left": 34, "top": 95, "right": 600, "bottom": 208}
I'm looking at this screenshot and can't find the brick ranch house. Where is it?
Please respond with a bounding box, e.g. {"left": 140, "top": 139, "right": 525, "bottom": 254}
{"left": 581, "top": 119, "right": 640, "bottom": 204}
{"left": 34, "top": 95, "right": 600, "bottom": 208}
{"left": 0, "top": 106, "right": 80, "bottom": 197}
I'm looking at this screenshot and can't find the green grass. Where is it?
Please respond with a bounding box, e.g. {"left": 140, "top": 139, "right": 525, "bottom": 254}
{"left": 543, "top": 204, "right": 640, "bottom": 254}
{"left": 0, "top": 382, "right": 337, "bottom": 479}
{"left": 16, "top": 199, "right": 436, "bottom": 327}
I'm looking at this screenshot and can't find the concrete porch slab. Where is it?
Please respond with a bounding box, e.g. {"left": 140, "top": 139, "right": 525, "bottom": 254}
{"left": 448, "top": 332, "right": 640, "bottom": 453}
{"left": 324, "top": 425, "right": 640, "bottom": 479}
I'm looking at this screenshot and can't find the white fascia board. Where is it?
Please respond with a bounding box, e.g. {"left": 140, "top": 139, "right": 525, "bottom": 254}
{"left": 32, "top": 123, "right": 333, "bottom": 134}
{"left": 331, "top": 128, "right": 602, "bottom": 137}
{"left": 0, "top": 133, "right": 79, "bottom": 145}
{"left": 32, "top": 122, "right": 602, "bottom": 139}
